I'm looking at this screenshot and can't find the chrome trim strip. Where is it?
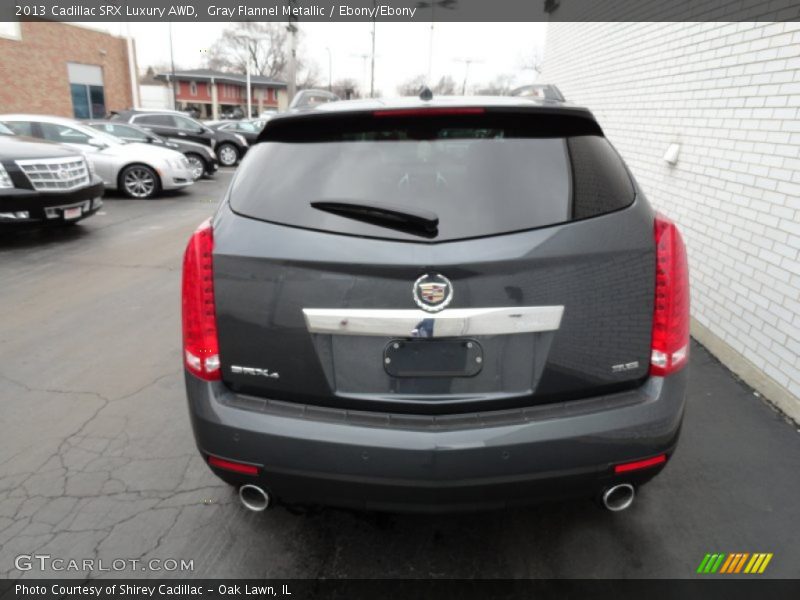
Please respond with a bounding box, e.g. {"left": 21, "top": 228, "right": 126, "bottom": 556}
{"left": 303, "top": 306, "right": 564, "bottom": 338}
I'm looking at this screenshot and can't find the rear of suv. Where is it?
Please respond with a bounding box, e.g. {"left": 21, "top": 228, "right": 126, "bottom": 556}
{"left": 182, "top": 97, "right": 689, "bottom": 513}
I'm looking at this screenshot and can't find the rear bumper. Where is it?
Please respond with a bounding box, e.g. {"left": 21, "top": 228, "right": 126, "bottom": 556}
{"left": 186, "top": 370, "right": 687, "bottom": 512}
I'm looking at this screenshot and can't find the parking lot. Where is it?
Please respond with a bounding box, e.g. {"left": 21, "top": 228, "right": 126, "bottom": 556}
{"left": 1, "top": 169, "right": 799, "bottom": 579}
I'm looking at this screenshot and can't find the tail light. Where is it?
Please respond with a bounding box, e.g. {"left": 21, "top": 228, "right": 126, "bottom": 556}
{"left": 372, "top": 107, "right": 485, "bottom": 117}
{"left": 614, "top": 454, "right": 667, "bottom": 474}
{"left": 182, "top": 218, "right": 220, "bottom": 380}
{"left": 650, "top": 213, "right": 690, "bottom": 376}
{"left": 208, "top": 455, "right": 258, "bottom": 476}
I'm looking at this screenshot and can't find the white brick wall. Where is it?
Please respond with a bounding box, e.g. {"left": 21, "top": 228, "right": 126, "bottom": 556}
{"left": 542, "top": 22, "right": 800, "bottom": 409}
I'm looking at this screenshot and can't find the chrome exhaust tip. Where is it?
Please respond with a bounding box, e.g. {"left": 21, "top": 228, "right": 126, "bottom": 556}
{"left": 239, "top": 484, "right": 271, "bottom": 512}
{"left": 602, "top": 483, "right": 635, "bottom": 512}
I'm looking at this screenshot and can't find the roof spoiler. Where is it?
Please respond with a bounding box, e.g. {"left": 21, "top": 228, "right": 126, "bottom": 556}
{"left": 510, "top": 84, "right": 566, "bottom": 102}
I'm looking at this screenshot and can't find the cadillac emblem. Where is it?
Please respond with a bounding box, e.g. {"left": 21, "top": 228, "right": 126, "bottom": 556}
{"left": 413, "top": 273, "right": 453, "bottom": 313}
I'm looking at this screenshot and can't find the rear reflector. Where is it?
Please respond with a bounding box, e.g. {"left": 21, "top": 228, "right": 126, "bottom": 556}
{"left": 182, "top": 218, "right": 221, "bottom": 380}
{"left": 614, "top": 454, "right": 667, "bottom": 474}
{"left": 650, "top": 213, "right": 690, "bottom": 376}
{"left": 208, "top": 455, "right": 258, "bottom": 476}
{"left": 372, "top": 107, "right": 486, "bottom": 117}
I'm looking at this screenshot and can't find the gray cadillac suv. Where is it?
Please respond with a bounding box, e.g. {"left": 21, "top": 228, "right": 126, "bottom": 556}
{"left": 182, "top": 95, "right": 689, "bottom": 513}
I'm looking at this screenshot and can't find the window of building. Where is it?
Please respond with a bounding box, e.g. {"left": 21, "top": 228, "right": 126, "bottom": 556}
{"left": 67, "top": 63, "right": 106, "bottom": 119}
{"left": 190, "top": 81, "right": 198, "bottom": 96}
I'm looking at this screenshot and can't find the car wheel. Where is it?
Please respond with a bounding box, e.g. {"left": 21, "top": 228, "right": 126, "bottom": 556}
{"left": 217, "top": 143, "right": 239, "bottom": 167}
{"left": 185, "top": 153, "right": 206, "bottom": 181}
{"left": 120, "top": 165, "right": 160, "bottom": 199}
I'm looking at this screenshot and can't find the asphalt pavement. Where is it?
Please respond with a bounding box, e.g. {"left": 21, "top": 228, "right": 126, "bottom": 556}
{"left": 1, "top": 169, "right": 798, "bottom": 579}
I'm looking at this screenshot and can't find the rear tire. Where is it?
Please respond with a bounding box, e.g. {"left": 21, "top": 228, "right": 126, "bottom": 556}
{"left": 120, "top": 165, "right": 160, "bottom": 199}
{"left": 217, "top": 143, "right": 239, "bottom": 167}
{"left": 185, "top": 153, "right": 206, "bottom": 181}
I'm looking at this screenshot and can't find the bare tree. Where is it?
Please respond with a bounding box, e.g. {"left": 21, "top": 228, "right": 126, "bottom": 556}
{"left": 474, "top": 74, "right": 516, "bottom": 96}
{"left": 432, "top": 75, "right": 457, "bottom": 95}
{"left": 205, "top": 22, "right": 289, "bottom": 78}
{"left": 296, "top": 61, "right": 322, "bottom": 90}
{"left": 332, "top": 78, "right": 361, "bottom": 99}
{"left": 397, "top": 74, "right": 427, "bottom": 96}
{"left": 519, "top": 47, "right": 544, "bottom": 78}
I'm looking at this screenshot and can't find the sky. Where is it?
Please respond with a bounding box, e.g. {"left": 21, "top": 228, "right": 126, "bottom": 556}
{"left": 91, "top": 22, "right": 547, "bottom": 96}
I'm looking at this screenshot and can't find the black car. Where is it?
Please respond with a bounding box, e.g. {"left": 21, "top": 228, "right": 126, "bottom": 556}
{"left": 0, "top": 123, "right": 104, "bottom": 226}
{"left": 182, "top": 96, "right": 689, "bottom": 514}
{"left": 111, "top": 110, "right": 248, "bottom": 167}
{"left": 87, "top": 120, "right": 218, "bottom": 181}
{"left": 207, "top": 120, "right": 265, "bottom": 146}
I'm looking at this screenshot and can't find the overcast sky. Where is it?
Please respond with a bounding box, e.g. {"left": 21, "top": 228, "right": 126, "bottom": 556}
{"left": 92, "top": 22, "right": 547, "bottom": 96}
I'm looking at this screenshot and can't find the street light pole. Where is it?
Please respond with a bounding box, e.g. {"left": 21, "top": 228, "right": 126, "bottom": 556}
{"left": 168, "top": 22, "right": 177, "bottom": 110}
{"left": 325, "top": 47, "right": 332, "bottom": 92}
{"left": 369, "top": 19, "right": 376, "bottom": 98}
{"left": 456, "top": 58, "right": 481, "bottom": 95}
{"left": 246, "top": 57, "right": 252, "bottom": 119}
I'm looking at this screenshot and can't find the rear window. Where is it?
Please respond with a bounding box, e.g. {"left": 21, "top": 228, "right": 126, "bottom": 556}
{"left": 229, "top": 112, "right": 634, "bottom": 242}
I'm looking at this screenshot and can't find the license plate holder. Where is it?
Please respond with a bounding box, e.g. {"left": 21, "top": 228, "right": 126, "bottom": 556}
{"left": 63, "top": 206, "right": 82, "bottom": 220}
{"left": 384, "top": 339, "right": 483, "bottom": 378}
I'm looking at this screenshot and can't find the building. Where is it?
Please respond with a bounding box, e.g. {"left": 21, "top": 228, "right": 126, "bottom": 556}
{"left": 0, "top": 21, "right": 138, "bottom": 118}
{"left": 155, "top": 69, "right": 288, "bottom": 119}
{"left": 543, "top": 21, "right": 800, "bottom": 419}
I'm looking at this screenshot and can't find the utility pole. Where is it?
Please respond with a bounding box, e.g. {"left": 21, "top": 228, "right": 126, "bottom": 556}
{"left": 352, "top": 53, "right": 369, "bottom": 96}
{"left": 325, "top": 47, "right": 332, "bottom": 92}
{"left": 287, "top": 2, "right": 298, "bottom": 103}
{"left": 369, "top": 16, "right": 376, "bottom": 98}
{"left": 456, "top": 58, "right": 480, "bottom": 95}
{"left": 168, "top": 22, "right": 177, "bottom": 110}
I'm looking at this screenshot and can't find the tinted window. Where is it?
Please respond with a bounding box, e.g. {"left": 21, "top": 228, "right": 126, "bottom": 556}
{"left": 135, "top": 114, "right": 176, "bottom": 127}
{"left": 174, "top": 116, "right": 202, "bottom": 131}
{"left": 40, "top": 123, "right": 92, "bottom": 144}
{"left": 2, "top": 121, "right": 34, "bottom": 136}
{"left": 230, "top": 113, "right": 632, "bottom": 242}
{"left": 568, "top": 136, "right": 635, "bottom": 219}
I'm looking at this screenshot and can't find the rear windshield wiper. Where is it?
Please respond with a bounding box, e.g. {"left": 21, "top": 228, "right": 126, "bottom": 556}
{"left": 310, "top": 200, "right": 439, "bottom": 238}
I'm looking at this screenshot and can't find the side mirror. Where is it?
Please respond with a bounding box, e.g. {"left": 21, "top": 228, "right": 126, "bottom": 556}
{"left": 88, "top": 138, "right": 108, "bottom": 149}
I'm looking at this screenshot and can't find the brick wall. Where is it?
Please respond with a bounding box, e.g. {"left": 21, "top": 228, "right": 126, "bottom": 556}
{"left": 0, "top": 21, "right": 134, "bottom": 116}
{"left": 543, "top": 22, "right": 800, "bottom": 411}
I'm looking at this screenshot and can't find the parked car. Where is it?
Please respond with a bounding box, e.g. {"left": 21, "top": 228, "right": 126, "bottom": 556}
{"left": 259, "top": 108, "right": 278, "bottom": 119}
{"left": 181, "top": 96, "right": 690, "bottom": 514}
{"left": 207, "top": 120, "right": 265, "bottom": 146}
{"left": 0, "top": 115, "right": 194, "bottom": 199}
{"left": 87, "top": 120, "right": 218, "bottom": 181}
{"left": 0, "top": 122, "right": 104, "bottom": 226}
{"left": 111, "top": 110, "right": 248, "bottom": 168}
{"left": 288, "top": 89, "right": 340, "bottom": 111}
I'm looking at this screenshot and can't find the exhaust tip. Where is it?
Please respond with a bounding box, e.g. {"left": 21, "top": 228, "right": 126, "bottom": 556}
{"left": 602, "top": 483, "right": 635, "bottom": 512}
{"left": 239, "top": 484, "right": 270, "bottom": 512}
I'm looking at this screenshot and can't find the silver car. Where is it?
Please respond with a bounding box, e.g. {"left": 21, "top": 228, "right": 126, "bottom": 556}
{"left": 0, "top": 115, "right": 194, "bottom": 199}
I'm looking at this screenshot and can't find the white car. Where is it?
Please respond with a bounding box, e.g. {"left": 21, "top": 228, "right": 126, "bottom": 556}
{"left": 0, "top": 115, "right": 194, "bottom": 199}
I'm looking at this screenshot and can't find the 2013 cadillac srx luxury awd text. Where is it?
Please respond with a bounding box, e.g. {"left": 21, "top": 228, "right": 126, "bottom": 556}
{"left": 181, "top": 95, "right": 690, "bottom": 514}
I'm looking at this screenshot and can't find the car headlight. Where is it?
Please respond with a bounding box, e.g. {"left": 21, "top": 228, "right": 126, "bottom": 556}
{"left": 0, "top": 163, "right": 13, "bottom": 189}
{"left": 169, "top": 158, "right": 187, "bottom": 170}
{"left": 209, "top": 148, "right": 217, "bottom": 159}
{"left": 235, "top": 134, "right": 248, "bottom": 147}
